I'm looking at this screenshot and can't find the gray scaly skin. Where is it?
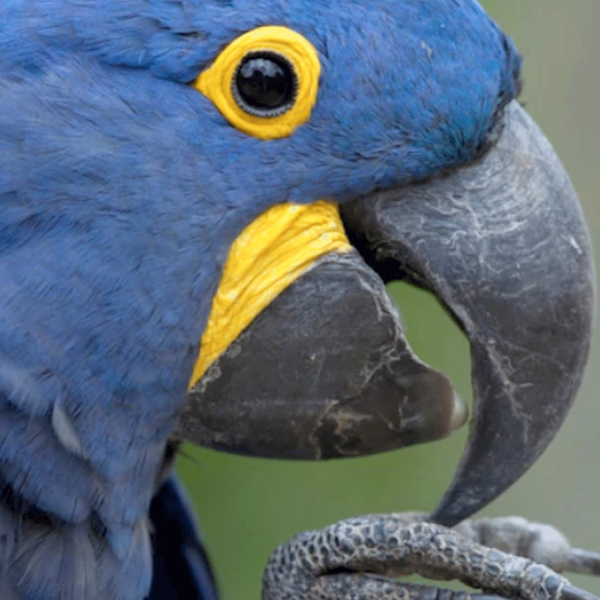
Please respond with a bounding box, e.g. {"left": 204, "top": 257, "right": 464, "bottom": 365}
{"left": 263, "top": 514, "right": 599, "bottom": 600}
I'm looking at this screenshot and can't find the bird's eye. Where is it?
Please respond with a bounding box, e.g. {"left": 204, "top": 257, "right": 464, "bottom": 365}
{"left": 233, "top": 52, "right": 297, "bottom": 117}
{"left": 194, "top": 26, "right": 320, "bottom": 140}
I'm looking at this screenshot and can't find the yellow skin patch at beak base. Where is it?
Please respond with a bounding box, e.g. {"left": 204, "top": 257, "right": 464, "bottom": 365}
{"left": 189, "top": 200, "right": 352, "bottom": 388}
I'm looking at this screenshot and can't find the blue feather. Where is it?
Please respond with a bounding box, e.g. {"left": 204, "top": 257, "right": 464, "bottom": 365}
{"left": 0, "top": 1, "right": 521, "bottom": 597}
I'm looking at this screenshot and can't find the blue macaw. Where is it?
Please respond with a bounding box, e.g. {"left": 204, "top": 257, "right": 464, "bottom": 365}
{"left": 0, "top": 0, "right": 596, "bottom": 599}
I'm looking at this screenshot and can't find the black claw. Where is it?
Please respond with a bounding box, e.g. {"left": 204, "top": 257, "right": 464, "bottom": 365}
{"left": 562, "top": 584, "right": 600, "bottom": 600}
{"left": 567, "top": 550, "right": 600, "bottom": 577}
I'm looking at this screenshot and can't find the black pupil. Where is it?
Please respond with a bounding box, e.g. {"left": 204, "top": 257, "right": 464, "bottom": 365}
{"left": 236, "top": 53, "right": 294, "bottom": 111}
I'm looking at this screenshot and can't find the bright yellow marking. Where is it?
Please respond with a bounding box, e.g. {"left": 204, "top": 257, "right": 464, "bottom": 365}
{"left": 194, "top": 26, "right": 320, "bottom": 139}
{"left": 189, "top": 200, "right": 352, "bottom": 388}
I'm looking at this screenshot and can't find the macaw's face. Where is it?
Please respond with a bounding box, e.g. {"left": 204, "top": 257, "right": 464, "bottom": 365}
{"left": 2, "top": 0, "right": 593, "bottom": 526}
{"left": 178, "top": 0, "right": 594, "bottom": 524}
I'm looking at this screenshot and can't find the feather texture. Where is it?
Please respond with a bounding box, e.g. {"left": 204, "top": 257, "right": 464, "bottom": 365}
{"left": 0, "top": 0, "right": 521, "bottom": 597}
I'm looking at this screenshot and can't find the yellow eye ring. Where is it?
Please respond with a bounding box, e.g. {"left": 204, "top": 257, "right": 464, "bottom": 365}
{"left": 194, "top": 26, "right": 321, "bottom": 140}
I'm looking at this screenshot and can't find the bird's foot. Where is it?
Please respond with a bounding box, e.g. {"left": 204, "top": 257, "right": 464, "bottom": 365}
{"left": 262, "top": 513, "right": 600, "bottom": 600}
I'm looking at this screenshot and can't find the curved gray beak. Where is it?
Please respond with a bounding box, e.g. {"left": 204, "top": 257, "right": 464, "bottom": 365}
{"left": 181, "top": 102, "right": 594, "bottom": 527}
{"left": 341, "top": 101, "right": 595, "bottom": 525}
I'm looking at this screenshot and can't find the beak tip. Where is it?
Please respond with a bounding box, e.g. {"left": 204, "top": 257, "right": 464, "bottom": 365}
{"left": 450, "top": 392, "right": 468, "bottom": 431}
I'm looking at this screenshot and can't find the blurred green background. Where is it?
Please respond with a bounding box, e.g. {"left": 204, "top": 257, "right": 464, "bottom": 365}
{"left": 178, "top": 2, "right": 600, "bottom": 598}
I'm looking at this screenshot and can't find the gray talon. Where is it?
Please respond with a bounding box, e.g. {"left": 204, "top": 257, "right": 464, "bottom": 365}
{"left": 567, "top": 550, "right": 600, "bottom": 577}
{"left": 562, "top": 584, "right": 600, "bottom": 600}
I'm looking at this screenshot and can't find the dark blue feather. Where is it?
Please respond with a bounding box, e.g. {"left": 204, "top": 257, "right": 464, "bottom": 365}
{"left": 148, "top": 477, "right": 219, "bottom": 600}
